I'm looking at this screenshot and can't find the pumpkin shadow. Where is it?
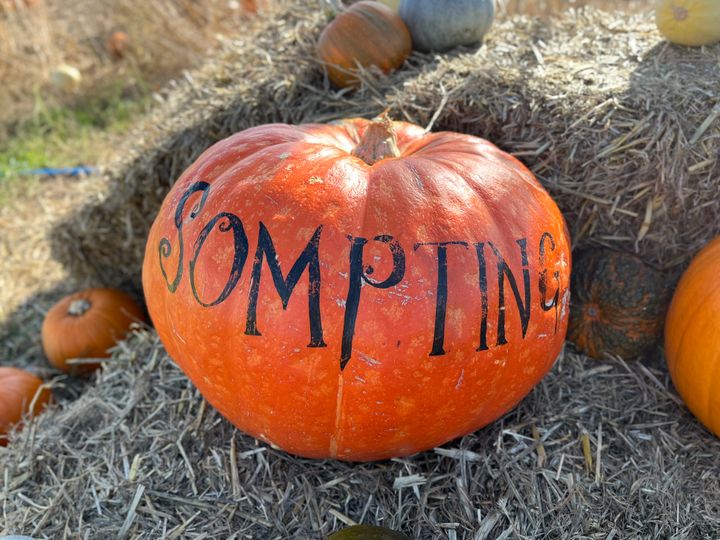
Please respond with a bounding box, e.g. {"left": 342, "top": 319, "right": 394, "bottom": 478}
{"left": 560, "top": 39, "right": 720, "bottom": 373}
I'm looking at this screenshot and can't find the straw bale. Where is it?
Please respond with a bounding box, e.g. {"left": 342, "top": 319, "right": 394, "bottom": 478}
{"left": 2, "top": 331, "right": 719, "bottom": 537}
{"left": 50, "top": 1, "right": 720, "bottom": 297}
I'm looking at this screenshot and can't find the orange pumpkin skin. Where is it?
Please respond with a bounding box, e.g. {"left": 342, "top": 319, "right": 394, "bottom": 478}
{"left": 142, "top": 117, "right": 571, "bottom": 461}
{"left": 0, "top": 367, "right": 52, "bottom": 446}
{"left": 665, "top": 236, "right": 720, "bottom": 437}
{"left": 41, "top": 288, "right": 145, "bottom": 375}
{"left": 317, "top": 1, "right": 412, "bottom": 88}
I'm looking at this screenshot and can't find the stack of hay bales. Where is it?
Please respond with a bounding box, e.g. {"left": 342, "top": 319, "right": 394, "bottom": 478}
{"left": 4, "top": 2, "right": 718, "bottom": 538}
{"left": 51, "top": 0, "right": 720, "bottom": 297}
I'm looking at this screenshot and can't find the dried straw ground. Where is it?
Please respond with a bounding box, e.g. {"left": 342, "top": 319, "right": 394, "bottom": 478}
{"left": 499, "top": 0, "right": 651, "bottom": 16}
{"left": 3, "top": 333, "right": 720, "bottom": 538}
{"left": 2, "top": 1, "right": 720, "bottom": 538}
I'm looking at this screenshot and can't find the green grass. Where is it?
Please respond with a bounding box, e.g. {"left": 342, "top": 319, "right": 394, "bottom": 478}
{"left": 0, "top": 85, "right": 150, "bottom": 184}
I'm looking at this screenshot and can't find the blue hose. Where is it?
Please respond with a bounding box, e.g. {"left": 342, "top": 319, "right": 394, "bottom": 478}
{"left": 17, "top": 165, "right": 97, "bottom": 177}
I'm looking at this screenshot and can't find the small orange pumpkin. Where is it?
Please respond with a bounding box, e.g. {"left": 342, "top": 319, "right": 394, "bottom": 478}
{"left": 317, "top": 1, "right": 412, "bottom": 88}
{"left": 665, "top": 236, "right": 720, "bottom": 437}
{"left": 107, "top": 30, "right": 130, "bottom": 60}
{"left": 41, "top": 288, "right": 145, "bottom": 375}
{"left": 0, "top": 367, "right": 52, "bottom": 446}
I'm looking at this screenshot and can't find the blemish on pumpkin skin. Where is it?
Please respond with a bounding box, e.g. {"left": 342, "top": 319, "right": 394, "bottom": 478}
{"left": 522, "top": 364, "right": 537, "bottom": 376}
{"left": 672, "top": 6, "right": 689, "bottom": 21}
{"left": 455, "top": 369, "right": 465, "bottom": 390}
{"left": 357, "top": 351, "right": 381, "bottom": 367}
{"left": 271, "top": 206, "right": 292, "bottom": 222}
{"left": 395, "top": 396, "right": 417, "bottom": 416}
{"left": 561, "top": 289, "right": 571, "bottom": 319}
{"left": 296, "top": 227, "right": 315, "bottom": 240}
{"left": 329, "top": 374, "right": 345, "bottom": 458}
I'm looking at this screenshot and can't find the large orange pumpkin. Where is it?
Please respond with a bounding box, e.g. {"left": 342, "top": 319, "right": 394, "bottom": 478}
{"left": 665, "top": 236, "right": 720, "bottom": 437}
{"left": 0, "top": 367, "right": 52, "bottom": 446}
{"left": 317, "top": 1, "right": 412, "bottom": 88}
{"left": 142, "top": 115, "right": 571, "bottom": 461}
{"left": 42, "top": 288, "right": 145, "bottom": 375}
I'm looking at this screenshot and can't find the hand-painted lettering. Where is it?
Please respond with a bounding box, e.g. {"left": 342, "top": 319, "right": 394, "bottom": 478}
{"left": 538, "top": 232, "right": 560, "bottom": 333}
{"left": 341, "top": 235, "right": 405, "bottom": 369}
{"left": 414, "top": 242, "right": 469, "bottom": 356}
{"left": 189, "top": 212, "right": 248, "bottom": 307}
{"left": 158, "top": 182, "right": 567, "bottom": 369}
{"left": 474, "top": 242, "right": 490, "bottom": 352}
{"left": 490, "top": 239, "right": 531, "bottom": 346}
{"left": 245, "top": 223, "right": 326, "bottom": 348}
{"left": 158, "top": 181, "right": 210, "bottom": 292}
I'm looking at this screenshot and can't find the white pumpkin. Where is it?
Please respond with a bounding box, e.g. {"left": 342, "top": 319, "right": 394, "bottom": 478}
{"left": 655, "top": 0, "right": 720, "bottom": 47}
{"left": 377, "top": 0, "right": 400, "bottom": 10}
{"left": 50, "top": 64, "right": 82, "bottom": 93}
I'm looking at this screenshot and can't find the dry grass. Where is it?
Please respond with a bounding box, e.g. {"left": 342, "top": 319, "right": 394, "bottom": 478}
{"left": 0, "top": 0, "right": 264, "bottom": 130}
{"left": 499, "top": 0, "right": 652, "bottom": 16}
{"left": 0, "top": 174, "right": 102, "bottom": 323}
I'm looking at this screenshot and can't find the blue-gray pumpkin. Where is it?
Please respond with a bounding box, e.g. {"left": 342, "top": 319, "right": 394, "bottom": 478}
{"left": 399, "top": 0, "right": 495, "bottom": 52}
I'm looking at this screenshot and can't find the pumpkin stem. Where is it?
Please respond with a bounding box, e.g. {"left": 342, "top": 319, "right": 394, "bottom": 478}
{"left": 352, "top": 114, "right": 401, "bottom": 165}
{"left": 68, "top": 298, "right": 91, "bottom": 317}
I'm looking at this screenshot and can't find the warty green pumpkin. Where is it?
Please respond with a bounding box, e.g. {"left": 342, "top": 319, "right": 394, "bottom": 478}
{"left": 568, "top": 248, "right": 670, "bottom": 360}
